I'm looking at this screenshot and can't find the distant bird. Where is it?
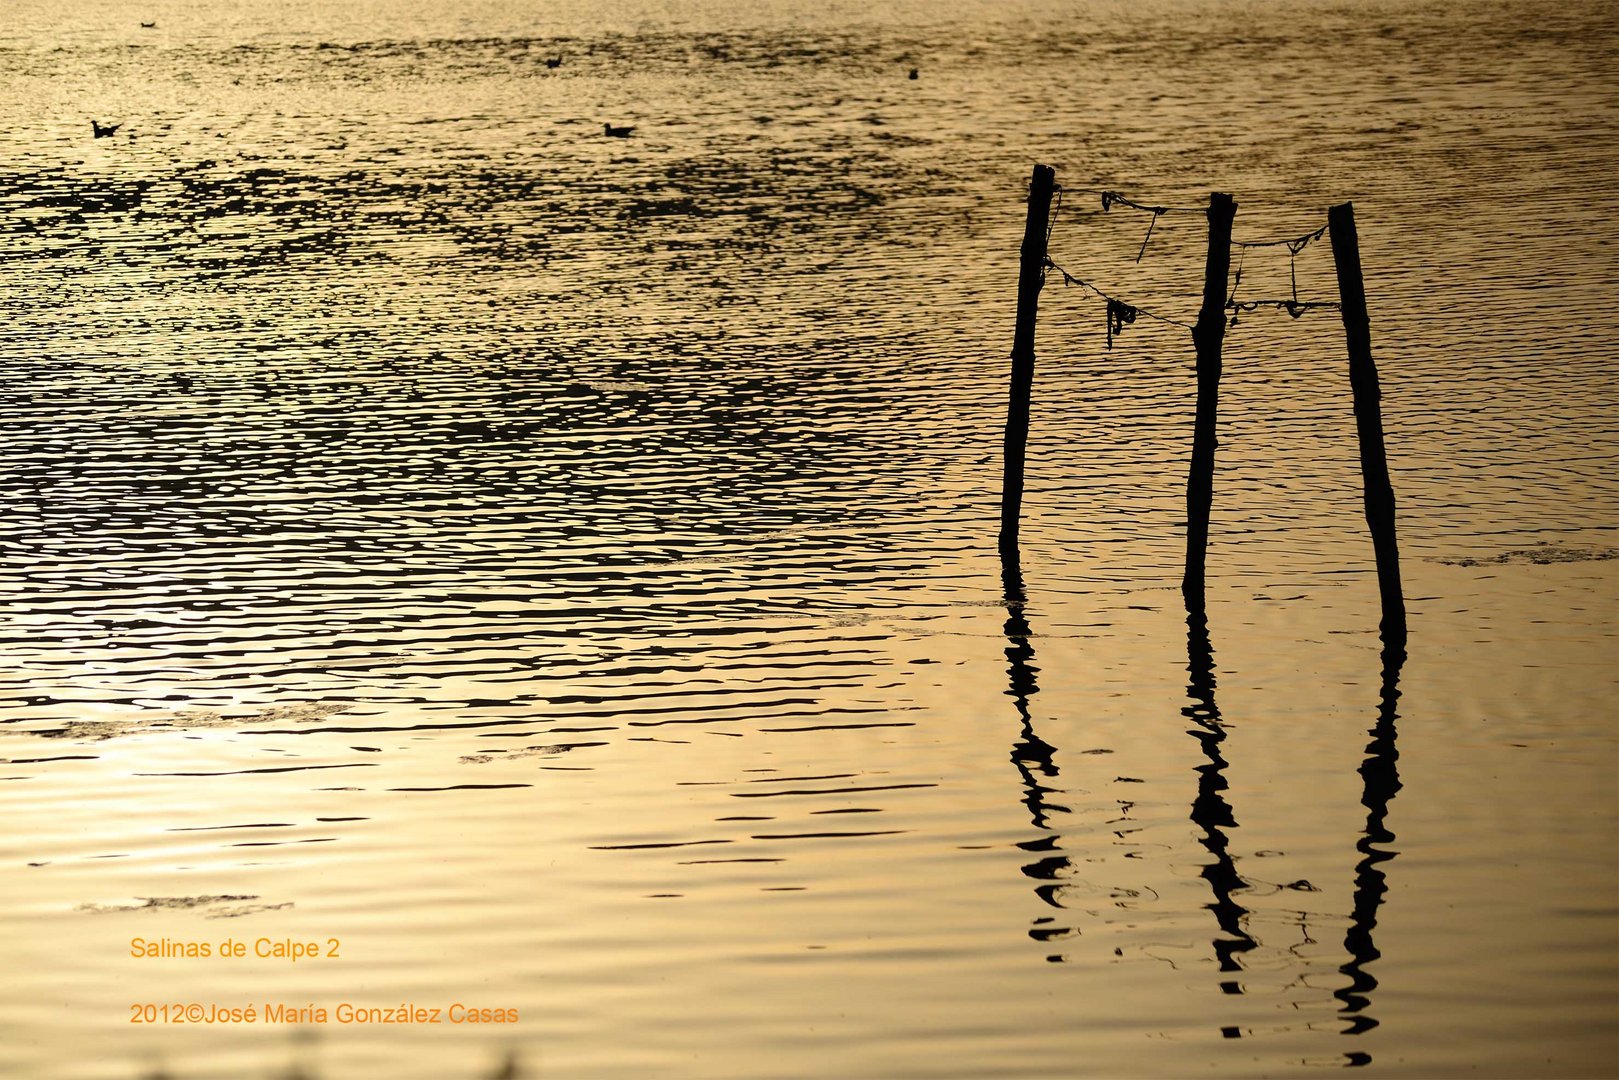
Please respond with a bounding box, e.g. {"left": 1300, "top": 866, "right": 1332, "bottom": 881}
{"left": 603, "top": 122, "right": 634, "bottom": 138}
{"left": 140, "top": 21, "right": 156, "bottom": 29}
{"left": 544, "top": 55, "right": 562, "bottom": 68}
{"left": 908, "top": 67, "right": 918, "bottom": 79}
{"left": 91, "top": 120, "right": 122, "bottom": 138}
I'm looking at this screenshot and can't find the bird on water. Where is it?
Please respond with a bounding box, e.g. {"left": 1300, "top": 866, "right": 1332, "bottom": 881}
{"left": 603, "top": 123, "right": 634, "bottom": 138}
{"left": 91, "top": 120, "right": 122, "bottom": 138}
{"left": 545, "top": 55, "right": 563, "bottom": 68}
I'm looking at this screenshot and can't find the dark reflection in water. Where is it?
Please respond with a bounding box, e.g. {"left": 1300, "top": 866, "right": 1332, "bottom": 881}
{"left": 1183, "top": 614, "right": 1410, "bottom": 1060}
{"left": 1336, "top": 639, "right": 1408, "bottom": 1055}
{"left": 136, "top": 1046, "right": 526, "bottom": 1080}
{"left": 1182, "top": 612, "right": 1257, "bottom": 994}
{"left": 1000, "top": 548, "right": 1075, "bottom": 957}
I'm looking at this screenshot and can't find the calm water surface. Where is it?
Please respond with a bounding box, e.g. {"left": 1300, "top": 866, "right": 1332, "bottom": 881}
{"left": 0, "top": 1, "right": 1615, "bottom": 1077}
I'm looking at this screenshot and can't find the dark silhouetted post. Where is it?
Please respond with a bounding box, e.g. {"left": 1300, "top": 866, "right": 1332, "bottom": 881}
{"left": 1182, "top": 192, "right": 1237, "bottom": 613}
{"left": 1328, "top": 202, "right": 1406, "bottom": 643}
{"left": 1000, "top": 164, "right": 1057, "bottom": 556}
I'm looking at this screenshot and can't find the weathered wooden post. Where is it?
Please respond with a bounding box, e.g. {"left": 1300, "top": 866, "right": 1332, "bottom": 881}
{"left": 1182, "top": 192, "right": 1237, "bottom": 613}
{"left": 1000, "top": 164, "right": 1057, "bottom": 556}
{"left": 1328, "top": 202, "right": 1406, "bottom": 643}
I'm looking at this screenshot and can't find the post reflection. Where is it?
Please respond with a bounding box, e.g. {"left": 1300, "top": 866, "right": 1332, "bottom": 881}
{"left": 1182, "top": 612, "right": 1258, "bottom": 992}
{"left": 999, "top": 548, "right": 1076, "bottom": 955}
{"left": 1182, "top": 614, "right": 1408, "bottom": 1060}
{"left": 1335, "top": 639, "right": 1407, "bottom": 1050}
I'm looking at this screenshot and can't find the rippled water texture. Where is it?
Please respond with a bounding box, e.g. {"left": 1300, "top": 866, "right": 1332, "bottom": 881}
{"left": 1, "top": 0, "right": 1615, "bottom": 1077}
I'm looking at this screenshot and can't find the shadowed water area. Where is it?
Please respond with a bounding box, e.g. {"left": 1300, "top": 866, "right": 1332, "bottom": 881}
{"left": 0, "top": 0, "right": 1615, "bottom": 1077}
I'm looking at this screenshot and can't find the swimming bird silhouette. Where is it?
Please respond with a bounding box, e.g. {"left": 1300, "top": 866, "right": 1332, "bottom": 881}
{"left": 544, "top": 55, "right": 563, "bottom": 68}
{"left": 91, "top": 120, "right": 122, "bottom": 138}
{"left": 908, "top": 67, "right": 918, "bottom": 79}
{"left": 603, "top": 123, "right": 634, "bottom": 138}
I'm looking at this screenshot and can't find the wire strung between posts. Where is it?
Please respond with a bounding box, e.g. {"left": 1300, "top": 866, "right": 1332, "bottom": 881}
{"left": 1228, "top": 247, "right": 1247, "bottom": 308}
{"left": 1235, "top": 222, "right": 1326, "bottom": 304}
{"left": 1224, "top": 246, "right": 1339, "bottom": 325}
{"left": 1083, "top": 189, "right": 1208, "bottom": 215}
{"left": 1059, "top": 188, "right": 1331, "bottom": 253}
{"left": 1045, "top": 184, "right": 1064, "bottom": 256}
{"left": 1055, "top": 188, "right": 1338, "bottom": 267}
{"left": 1046, "top": 254, "right": 1339, "bottom": 344}
{"left": 1042, "top": 189, "right": 1342, "bottom": 340}
{"left": 1231, "top": 222, "right": 1328, "bottom": 251}
{"left": 1133, "top": 210, "right": 1160, "bottom": 263}
{"left": 1226, "top": 298, "right": 1341, "bottom": 323}
{"left": 1100, "top": 191, "right": 1183, "bottom": 263}
{"left": 1224, "top": 220, "right": 1332, "bottom": 321}
{"left": 1053, "top": 187, "right": 1206, "bottom": 263}
{"left": 1044, "top": 255, "right": 1194, "bottom": 349}
{"left": 1099, "top": 189, "right": 1203, "bottom": 263}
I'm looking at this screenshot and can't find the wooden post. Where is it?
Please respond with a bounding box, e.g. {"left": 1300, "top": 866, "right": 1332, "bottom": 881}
{"left": 1328, "top": 202, "right": 1406, "bottom": 643}
{"left": 1182, "top": 192, "right": 1237, "bottom": 613}
{"left": 1000, "top": 164, "right": 1057, "bottom": 556}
